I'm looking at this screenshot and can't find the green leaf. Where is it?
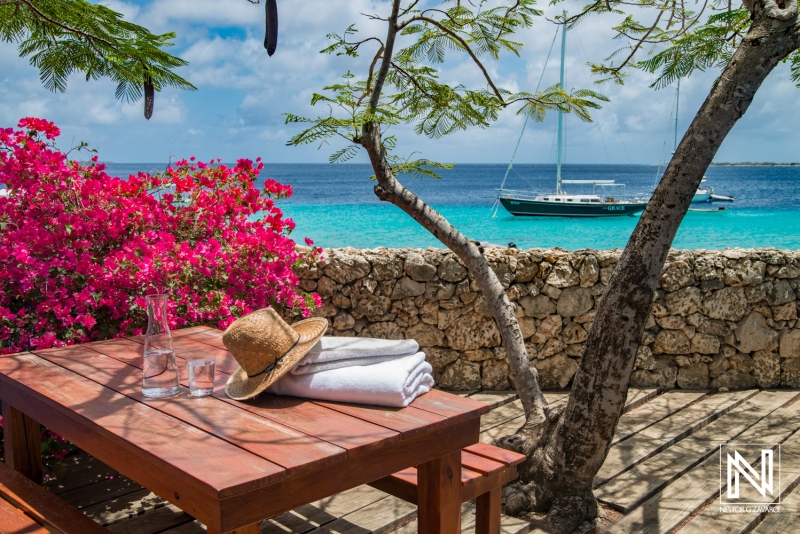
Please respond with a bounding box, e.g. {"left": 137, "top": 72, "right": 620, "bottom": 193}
{"left": 1, "top": 0, "right": 195, "bottom": 100}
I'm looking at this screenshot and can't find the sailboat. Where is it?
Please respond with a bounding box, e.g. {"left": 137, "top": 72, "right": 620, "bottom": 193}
{"left": 670, "top": 80, "right": 734, "bottom": 203}
{"left": 497, "top": 21, "right": 647, "bottom": 218}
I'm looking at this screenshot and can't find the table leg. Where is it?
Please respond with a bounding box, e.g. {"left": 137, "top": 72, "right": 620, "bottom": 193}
{"left": 1, "top": 403, "right": 42, "bottom": 484}
{"left": 417, "top": 450, "right": 461, "bottom": 534}
{"left": 475, "top": 486, "right": 501, "bottom": 534}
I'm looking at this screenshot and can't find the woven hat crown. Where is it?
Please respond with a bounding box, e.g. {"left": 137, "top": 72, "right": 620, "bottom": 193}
{"left": 222, "top": 308, "right": 300, "bottom": 376}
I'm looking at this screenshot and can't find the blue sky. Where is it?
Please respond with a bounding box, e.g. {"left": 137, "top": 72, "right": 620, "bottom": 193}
{"left": 1, "top": 0, "right": 798, "bottom": 164}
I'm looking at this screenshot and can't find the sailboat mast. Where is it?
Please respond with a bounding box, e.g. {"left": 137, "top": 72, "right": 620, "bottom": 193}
{"left": 556, "top": 16, "right": 566, "bottom": 195}
{"left": 674, "top": 79, "right": 680, "bottom": 152}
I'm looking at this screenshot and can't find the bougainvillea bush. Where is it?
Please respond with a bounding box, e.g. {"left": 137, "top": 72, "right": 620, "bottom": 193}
{"left": 0, "top": 118, "right": 321, "bottom": 354}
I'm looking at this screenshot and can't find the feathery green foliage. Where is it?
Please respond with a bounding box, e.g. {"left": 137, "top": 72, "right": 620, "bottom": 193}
{"left": 0, "top": 0, "right": 195, "bottom": 101}
{"left": 639, "top": 8, "right": 752, "bottom": 88}
{"left": 574, "top": 0, "right": 786, "bottom": 88}
{"left": 286, "top": 0, "right": 606, "bottom": 178}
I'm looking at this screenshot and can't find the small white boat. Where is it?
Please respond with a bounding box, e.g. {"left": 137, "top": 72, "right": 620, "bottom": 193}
{"left": 669, "top": 81, "right": 733, "bottom": 204}
{"left": 692, "top": 178, "right": 711, "bottom": 203}
{"left": 688, "top": 206, "right": 728, "bottom": 213}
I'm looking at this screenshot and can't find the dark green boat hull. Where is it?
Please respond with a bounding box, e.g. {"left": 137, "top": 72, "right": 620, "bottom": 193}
{"left": 499, "top": 197, "right": 647, "bottom": 217}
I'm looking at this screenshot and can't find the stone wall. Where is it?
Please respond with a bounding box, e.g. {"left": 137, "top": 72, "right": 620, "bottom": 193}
{"left": 296, "top": 247, "right": 800, "bottom": 391}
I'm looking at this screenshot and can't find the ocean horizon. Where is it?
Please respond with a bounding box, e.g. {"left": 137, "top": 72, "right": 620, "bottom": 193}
{"left": 103, "top": 163, "right": 800, "bottom": 251}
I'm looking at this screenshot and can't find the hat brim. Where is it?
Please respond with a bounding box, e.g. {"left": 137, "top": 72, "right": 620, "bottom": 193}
{"left": 224, "top": 317, "right": 328, "bottom": 401}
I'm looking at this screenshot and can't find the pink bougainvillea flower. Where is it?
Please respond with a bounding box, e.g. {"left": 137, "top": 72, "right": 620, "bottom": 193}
{"left": 0, "top": 118, "right": 320, "bottom": 353}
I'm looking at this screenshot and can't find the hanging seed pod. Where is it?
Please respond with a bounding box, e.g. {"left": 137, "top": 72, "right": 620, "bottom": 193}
{"left": 144, "top": 77, "right": 154, "bottom": 120}
{"left": 264, "top": 0, "right": 278, "bottom": 56}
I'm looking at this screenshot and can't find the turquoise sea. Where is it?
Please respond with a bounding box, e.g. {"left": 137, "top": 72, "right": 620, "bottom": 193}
{"left": 105, "top": 163, "right": 800, "bottom": 251}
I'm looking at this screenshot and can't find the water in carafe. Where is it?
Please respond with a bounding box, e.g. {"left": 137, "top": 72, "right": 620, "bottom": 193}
{"left": 142, "top": 294, "right": 180, "bottom": 398}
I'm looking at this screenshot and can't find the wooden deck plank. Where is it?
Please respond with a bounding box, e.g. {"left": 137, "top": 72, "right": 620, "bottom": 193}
{"left": 678, "top": 425, "right": 800, "bottom": 534}
{"left": 0, "top": 461, "right": 109, "bottom": 534}
{"left": 607, "top": 401, "right": 800, "bottom": 534}
{"left": 57, "top": 475, "right": 143, "bottom": 510}
{"left": 595, "top": 390, "right": 799, "bottom": 512}
{"left": 81, "top": 488, "right": 164, "bottom": 526}
{"left": 479, "top": 394, "right": 568, "bottom": 434}
{"left": 393, "top": 502, "right": 478, "bottom": 534}
{"left": 478, "top": 388, "right": 652, "bottom": 445}
{"left": 468, "top": 391, "right": 518, "bottom": 410}
{"left": 622, "top": 388, "right": 660, "bottom": 413}
{"left": 261, "top": 485, "right": 389, "bottom": 534}
{"left": 306, "top": 495, "right": 417, "bottom": 534}
{"left": 106, "top": 504, "right": 194, "bottom": 534}
{"left": 261, "top": 504, "right": 338, "bottom": 534}
{"left": 38, "top": 346, "right": 347, "bottom": 477}
{"left": 595, "top": 389, "right": 756, "bottom": 486}
{"left": 45, "top": 453, "right": 119, "bottom": 496}
{"left": 160, "top": 521, "right": 206, "bottom": 534}
{"left": 611, "top": 391, "right": 705, "bottom": 445}
{"left": 751, "top": 482, "right": 800, "bottom": 533}
{"left": 478, "top": 389, "right": 661, "bottom": 445}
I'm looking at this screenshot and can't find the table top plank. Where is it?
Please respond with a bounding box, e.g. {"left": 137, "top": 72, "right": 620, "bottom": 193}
{"left": 169, "top": 334, "right": 452, "bottom": 439}
{"left": 34, "top": 346, "right": 347, "bottom": 477}
{"left": 169, "top": 332, "right": 459, "bottom": 439}
{"left": 311, "top": 400, "right": 449, "bottom": 439}
{"left": 88, "top": 338, "right": 403, "bottom": 457}
{"left": 212, "top": 392, "right": 402, "bottom": 457}
{"left": 409, "top": 388, "right": 490, "bottom": 423}
{"left": 0, "top": 354, "right": 285, "bottom": 498}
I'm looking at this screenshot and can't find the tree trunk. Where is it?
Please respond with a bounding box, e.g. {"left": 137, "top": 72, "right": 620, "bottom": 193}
{"left": 360, "top": 121, "right": 549, "bottom": 421}
{"left": 355, "top": 0, "right": 550, "bottom": 422}
{"left": 499, "top": 4, "right": 800, "bottom": 532}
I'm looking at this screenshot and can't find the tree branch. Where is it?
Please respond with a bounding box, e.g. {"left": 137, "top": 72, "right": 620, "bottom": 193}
{"left": 391, "top": 61, "right": 440, "bottom": 102}
{"left": 398, "top": 15, "right": 506, "bottom": 103}
{"left": 369, "top": 0, "right": 402, "bottom": 110}
{"left": 18, "top": 0, "right": 118, "bottom": 51}
{"left": 358, "top": 45, "right": 384, "bottom": 107}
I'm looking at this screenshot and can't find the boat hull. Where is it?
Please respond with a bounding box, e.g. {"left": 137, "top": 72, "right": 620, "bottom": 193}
{"left": 499, "top": 197, "right": 647, "bottom": 217}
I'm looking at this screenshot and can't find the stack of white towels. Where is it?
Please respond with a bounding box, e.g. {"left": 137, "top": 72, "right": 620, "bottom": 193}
{"left": 268, "top": 337, "right": 434, "bottom": 407}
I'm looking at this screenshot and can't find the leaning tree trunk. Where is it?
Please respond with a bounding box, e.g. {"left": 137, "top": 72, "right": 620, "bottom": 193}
{"left": 357, "top": 0, "right": 551, "bottom": 422}
{"left": 498, "top": 2, "right": 800, "bottom": 532}
{"left": 361, "top": 121, "right": 549, "bottom": 422}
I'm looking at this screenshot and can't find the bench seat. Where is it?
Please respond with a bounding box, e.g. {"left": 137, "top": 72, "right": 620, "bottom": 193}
{"left": 369, "top": 442, "right": 526, "bottom": 534}
{"left": 0, "top": 461, "right": 109, "bottom": 534}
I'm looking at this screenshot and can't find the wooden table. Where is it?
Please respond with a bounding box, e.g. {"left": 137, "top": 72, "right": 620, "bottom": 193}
{"left": 0, "top": 327, "right": 489, "bottom": 533}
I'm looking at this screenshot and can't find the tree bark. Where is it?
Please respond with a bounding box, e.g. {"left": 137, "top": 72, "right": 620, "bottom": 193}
{"left": 499, "top": 4, "right": 800, "bottom": 532}
{"left": 361, "top": 122, "right": 548, "bottom": 421}
{"left": 359, "top": 0, "right": 549, "bottom": 422}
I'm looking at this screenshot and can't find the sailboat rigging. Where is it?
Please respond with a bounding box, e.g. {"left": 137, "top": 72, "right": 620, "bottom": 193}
{"left": 663, "top": 80, "right": 734, "bottom": 204}
{"left": 496, "top": 18, "right": 648, "bottom": 218}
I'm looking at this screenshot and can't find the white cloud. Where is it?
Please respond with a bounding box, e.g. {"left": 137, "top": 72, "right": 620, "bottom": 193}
{"left": 0, "top": 0, "right": 797, "bottom": 163}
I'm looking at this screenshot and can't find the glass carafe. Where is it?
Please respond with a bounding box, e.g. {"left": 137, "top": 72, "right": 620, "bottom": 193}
{"left": 142, "top": 294, "right": 180, "bottom": 398}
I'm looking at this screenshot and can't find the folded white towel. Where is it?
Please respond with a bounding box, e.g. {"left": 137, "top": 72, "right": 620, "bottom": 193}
{"left": 269, "top": 352, "right": 434, "bottom": 407}
{"left": 291, "top": 336, "right": 420, "bottom": 375}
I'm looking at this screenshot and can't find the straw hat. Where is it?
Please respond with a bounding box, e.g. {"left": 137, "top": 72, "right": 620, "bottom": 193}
{"left": 223, "top": 308, "right": 327, "bottom": 400}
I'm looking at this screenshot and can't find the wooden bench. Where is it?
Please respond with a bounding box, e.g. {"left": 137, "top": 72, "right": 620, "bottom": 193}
{"left": 369, "top": 442, "right": 526, "bottom": 534}
{"left": 0, "top": 461, "right": 109, "bottom": 534}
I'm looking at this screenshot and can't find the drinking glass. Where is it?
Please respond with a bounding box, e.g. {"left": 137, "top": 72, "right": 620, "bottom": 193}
{"left": 186, "top": 354, "right": 216, "bottom": 397}
{"left": 142, "top": 294, "right": 180, "bottom": 398}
